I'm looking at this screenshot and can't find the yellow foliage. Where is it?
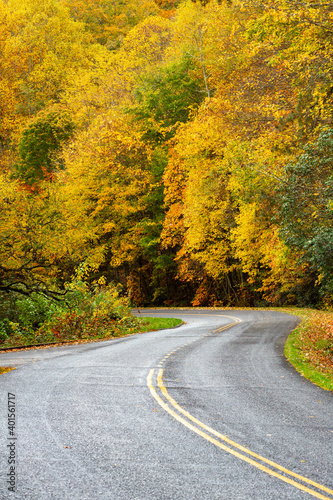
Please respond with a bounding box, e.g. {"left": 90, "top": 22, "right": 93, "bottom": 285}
{"left": 60, "top": 111, "right": 153, "bottom": 268}
{"left": 0, "top": 0, "right": 99, "bottom": 153}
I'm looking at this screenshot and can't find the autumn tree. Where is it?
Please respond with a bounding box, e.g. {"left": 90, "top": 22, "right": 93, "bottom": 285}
{"left": 161, "top": 0, "right": 302, "bottom": 304}
{"left": 247, "top": 0, "right": 333, "bottom": 139}
{"left": 59, "top": 111, "right": 153, "bottom": 285}
{"left": 0, "top": 174, "right": 88, "bottom": 299}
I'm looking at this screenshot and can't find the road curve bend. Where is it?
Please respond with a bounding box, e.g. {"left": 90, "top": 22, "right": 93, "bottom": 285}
{"left": 0, "top": 309, "right": 332, "bottom": 500}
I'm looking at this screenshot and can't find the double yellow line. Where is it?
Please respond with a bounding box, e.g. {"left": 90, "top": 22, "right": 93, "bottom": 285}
{"left": 147, "top": 317, "right": 333, "bottom": 499}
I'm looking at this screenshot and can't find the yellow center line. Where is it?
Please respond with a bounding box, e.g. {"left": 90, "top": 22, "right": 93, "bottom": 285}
{"left": 157, "top": 317, "right": 241, "bottom": 368}
{"left": 212, "top": 321, "right": 240, "bottom": 333}
{"left": 155, "top": 369, "right": 333, "bottom": 498}
{"left": 180, "top": 313, "right": 242, "bottom": 324}
{"left": 147, "top": 369, "right": 332, "bottom": 500}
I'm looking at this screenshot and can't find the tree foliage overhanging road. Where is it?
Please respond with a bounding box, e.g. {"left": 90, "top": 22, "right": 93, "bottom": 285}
{"left": 1, "top": 0, "right": 333, "bottom": 316}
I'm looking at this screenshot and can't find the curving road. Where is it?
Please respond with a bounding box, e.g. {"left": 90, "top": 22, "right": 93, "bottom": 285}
{"left": 0, "top": 309, "right": 332, "bottom": 500}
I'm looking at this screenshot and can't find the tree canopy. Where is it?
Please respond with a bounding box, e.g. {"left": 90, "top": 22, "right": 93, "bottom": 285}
{"left": 1, "top": 0, "right": 333, "bottom": 307}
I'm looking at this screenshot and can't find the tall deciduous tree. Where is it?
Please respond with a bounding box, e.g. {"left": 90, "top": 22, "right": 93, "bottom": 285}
{"left": 60, "top": 111, "right": 153, "bottom": 273}
{"left": 0, "top": 173, "right": 90, "bottom": 298}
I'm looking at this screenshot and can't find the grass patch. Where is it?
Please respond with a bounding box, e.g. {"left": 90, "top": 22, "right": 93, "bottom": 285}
{"left": 281, "top": 308, "right": 333, "bottom": 391}
{"left": 136, "top": 317, "right": 182, "bottom": 332}
{"left": 0, "top": 367, "right": 15, "bottom": 375}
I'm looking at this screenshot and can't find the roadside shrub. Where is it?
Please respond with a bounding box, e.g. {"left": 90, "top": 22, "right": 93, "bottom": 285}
{"left": 39, "top": 280, "right": 140, "bottom": 341}
{"left": 0, "top": 265, "right": 142, "bottom": 346}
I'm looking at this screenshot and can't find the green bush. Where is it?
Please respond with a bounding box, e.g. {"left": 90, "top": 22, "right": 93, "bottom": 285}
{"left": 15, "top": 293, "right": 64, "bottom": 329}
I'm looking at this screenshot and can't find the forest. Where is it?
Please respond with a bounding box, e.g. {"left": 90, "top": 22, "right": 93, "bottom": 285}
{"left": 1, "top": 0, "right": 333, "bottom": 342}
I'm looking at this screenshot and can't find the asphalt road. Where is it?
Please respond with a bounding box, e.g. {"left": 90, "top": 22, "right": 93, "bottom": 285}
{"left": 0, "top": 309, "right": 332, "bottom": 500}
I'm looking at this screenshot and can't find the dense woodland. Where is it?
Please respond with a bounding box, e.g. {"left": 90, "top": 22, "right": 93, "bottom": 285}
{"left": 1, "top": 0, "right": 333, "bottom": 317}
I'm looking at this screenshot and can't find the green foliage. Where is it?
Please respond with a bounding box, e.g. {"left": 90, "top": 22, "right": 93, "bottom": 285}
{"left": 130, "top": 56, "right": 204, "bottom": 143}
{"left": 137, "top": 147, "right": 167, "bottom": 261}
{"left": 0, "top": 291, "right": 64, "bottom": 342}
{"left": 15, "top": 293, "right": 62, "bottom": 329}
{"left": 139, "top": 316, "right": 182, "bottom": 330}
{"left": 31, "top": 265, "right": 137, "bottom": 340}
{"left": 0, "top": 319, "right": 12, "bottom": 343}
{"left": 0, "top": 319, "right": 24, "bottom": 343}
{"left": 14, "top": 110, "right": 74, "bottom": 185}
{"left": 279, "top": 128, "right": 333, "bottom": 295}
